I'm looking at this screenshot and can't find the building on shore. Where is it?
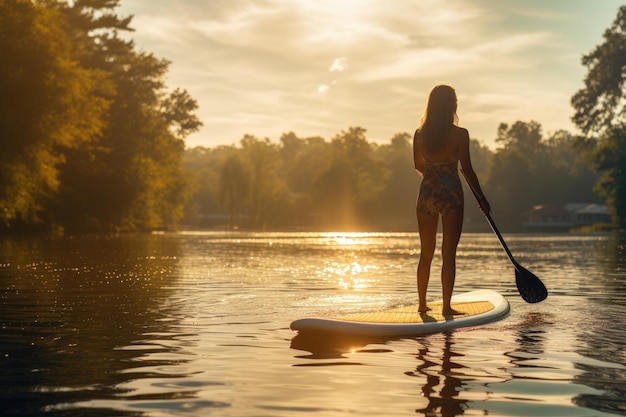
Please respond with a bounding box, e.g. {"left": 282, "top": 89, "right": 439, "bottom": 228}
{"left": 522, "top": 203, "right": 611, "bottom": 232}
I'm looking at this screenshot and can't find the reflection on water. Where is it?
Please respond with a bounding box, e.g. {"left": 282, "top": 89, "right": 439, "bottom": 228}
{"left": 411, "top": 334, "right": 467, "bottom": 417}
{"left": 1, "top": 231, "right": 626, "bottom": 416}
{"left": 1, "top": 235, "right": 188, "bottom": 416}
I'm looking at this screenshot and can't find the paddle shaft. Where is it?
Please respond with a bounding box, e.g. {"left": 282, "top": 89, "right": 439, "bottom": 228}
{"left": 482, "top": 213, "right": 520, "bottom": 269}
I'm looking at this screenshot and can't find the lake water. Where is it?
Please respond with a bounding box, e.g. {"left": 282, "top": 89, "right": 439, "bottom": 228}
{"left": 1, "top": 231, "right": 625, "bottom": 417}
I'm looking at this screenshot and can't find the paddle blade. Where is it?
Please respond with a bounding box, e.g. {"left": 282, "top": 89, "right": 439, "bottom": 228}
{"left": 515, "top": 265, "right": 548, "bottom": 303}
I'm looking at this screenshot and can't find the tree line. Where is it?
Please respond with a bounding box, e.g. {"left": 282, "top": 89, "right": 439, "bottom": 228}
{"left": 182, "top": 124, "right": 601, "bottom": 232}
{"left": 1, "top": 1, "right": 625, "bottom": 233}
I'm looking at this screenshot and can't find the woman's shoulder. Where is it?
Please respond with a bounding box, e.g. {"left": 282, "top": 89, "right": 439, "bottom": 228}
{"left": 452, "top": 125, "right": 469, "bottom": 136}
{"left": 451, "top": 126, "right": 470, "bottom": 143}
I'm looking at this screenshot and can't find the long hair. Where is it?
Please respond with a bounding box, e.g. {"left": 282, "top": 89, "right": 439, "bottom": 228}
{"left": 418, "top": 84, "right": 459, "bottom": 154}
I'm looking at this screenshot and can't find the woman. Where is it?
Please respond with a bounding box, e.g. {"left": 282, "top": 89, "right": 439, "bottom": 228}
{"left": 413, "top": 84, "right": 490, "bottom": 315}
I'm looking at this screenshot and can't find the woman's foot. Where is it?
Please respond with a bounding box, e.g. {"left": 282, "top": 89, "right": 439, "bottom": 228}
{"left": 442, "top": 306, "right": 464, "bottom": 316}
{"left": 418, "top": 305, "right": 431, "bottom": 313}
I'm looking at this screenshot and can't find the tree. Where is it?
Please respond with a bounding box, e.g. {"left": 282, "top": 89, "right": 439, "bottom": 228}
{"left": 219, "top": 154, "right": 250, "bottom": 228}
{"left": 240, "top": 135, "right": 288, "bottom": 229}
{"left": 586, "top": 125, "right": 626, "bottom": 226}
{"left": 324, "top": 127, "right": 391, "bottom": 227}
{"left": 285, "top": 135, "right": 331, "bottom": 196}
{"left": 182, "top": 146, "right": 234, "bottom": 227}
{"left": 312, "top": 161, "right": 359, "bottom": 229}
{"left": 54, "top": 0, "right": 201, "bottom": 232}
{"left": 463, "top": 139, "right": 493, "bottom": 230}
{"left": 539, "top": 130, "right": 600, "bottom": 205}
{"left": 373, "top": 132, "right": 417, "bottom": 229}
{"left": 468, "top": 138, "right": 493, "bottom": 180}
{"left": 495, "top": 120, "right": 543, "bottom": 157}
{"left": 571, "top": 5, "right": 626, "bottom": 227}
{"left": 0, "top": 0, "right": 109, "bottom": 228}
{"left": 487, "top": 121, "right": 545, "bottom": 230}
{"left": 486, "top": 148, "right": 533, "bottom": 230}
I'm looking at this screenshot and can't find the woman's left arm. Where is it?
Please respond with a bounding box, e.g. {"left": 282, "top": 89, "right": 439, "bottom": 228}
{"left": 413, "top": 130, "right": 424, "bottom": 175}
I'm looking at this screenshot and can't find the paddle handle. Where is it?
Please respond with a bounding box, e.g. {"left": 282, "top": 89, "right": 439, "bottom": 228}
{"left": 460, "top": 170, "right": 519, "bottom": 268}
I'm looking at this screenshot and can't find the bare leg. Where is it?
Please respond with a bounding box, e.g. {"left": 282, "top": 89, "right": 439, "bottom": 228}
{"left": 441, "top": 205, "right": 464, "bottom": 315}
{"left": 417, "top": 211, "right": 438, "bottom": 312}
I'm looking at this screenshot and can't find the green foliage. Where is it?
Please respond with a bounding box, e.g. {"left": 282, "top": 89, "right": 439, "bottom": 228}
{"left": 321, "top": 127, "right": 385, "bottom": 228}
{"left": 587, "top": 125, "right": 626, "bottom": 227}
{"left": 496, "top": 121, "right": 542, "bottom": 155}
{"left": 571, "top": 6, "right": 626, "bottom": 136}
{"left": 372, "top": 133, "right": 417, "bottom": 229}
{"left": 184, "top": 130, "right": 418, "bottom": 231}
{"left": 485, "top": 121, "right": 601, "bottom": 231}
{"left": 570, "top": 5, "right": 626, "bottom": 228}
{"left": 0, "top": 0, "right": 201, "bottom": 233}
{"left": 486, "top": 147, "right": 534, "bottom": 230}
{"left": 219, "top": 154, "right": 250, "bottom": 228}
{"left": 240, "top": 135, "right": 288, "bottom": 229}
{"left": 281, "top": 134, "right": 332, "bottom": 196}
{"left": 0, "top": 0, "right": 109, "bottom": 227}
{"left": 183, "top": 121, "right": 603, "bottom": 232}
{"left": 182, "top": 146, "right": 237, "bottom": 227}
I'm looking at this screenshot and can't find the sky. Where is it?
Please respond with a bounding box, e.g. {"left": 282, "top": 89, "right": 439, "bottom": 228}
{"left": 116, "top": 0, "right": 624, "bottom": 149}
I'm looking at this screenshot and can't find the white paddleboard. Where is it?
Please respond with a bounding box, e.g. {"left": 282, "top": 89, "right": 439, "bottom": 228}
{"left": 290, "top": 289, "right": 509, "bottom": 337}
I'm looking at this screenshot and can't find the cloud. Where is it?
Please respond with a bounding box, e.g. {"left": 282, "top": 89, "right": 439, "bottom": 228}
{"left": 317, "top": 59, "right": 347, "bottom": 95}
{"left": 317, "top": 84, "right": 330, "bottom": 94}
{"left": 329, "top": 57, "right": 348, "bottom": 72}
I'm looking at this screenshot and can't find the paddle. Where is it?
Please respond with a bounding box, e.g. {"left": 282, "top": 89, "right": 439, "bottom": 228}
{"left": 462, "top": 171, "right": 548, "bottom": 303}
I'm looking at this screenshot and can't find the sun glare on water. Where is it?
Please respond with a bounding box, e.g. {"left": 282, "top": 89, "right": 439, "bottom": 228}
{"left": 321, "top": 232, "right": 373, "bottom": 246}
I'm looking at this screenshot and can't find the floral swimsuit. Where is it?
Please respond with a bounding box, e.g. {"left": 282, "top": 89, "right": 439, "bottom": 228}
{"left": 417, "top": 159, "right": 464, "bottom": 216}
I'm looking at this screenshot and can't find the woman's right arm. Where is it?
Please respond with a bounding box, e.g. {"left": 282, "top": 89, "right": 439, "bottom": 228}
{"left": 458, "top": 130, "right": 490, "bottom": 214}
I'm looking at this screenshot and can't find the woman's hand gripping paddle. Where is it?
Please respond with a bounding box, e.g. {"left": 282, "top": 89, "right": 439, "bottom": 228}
{"left": 462, "top": 171, "right": 548, "bottom": 303}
